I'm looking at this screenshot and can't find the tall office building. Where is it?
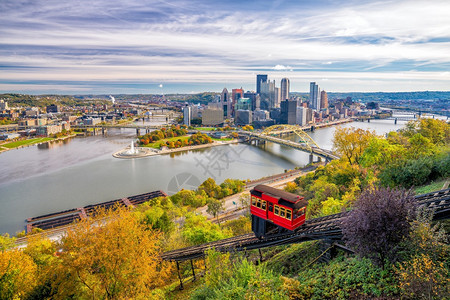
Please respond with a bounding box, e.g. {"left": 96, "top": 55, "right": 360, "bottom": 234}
{"left": 280, "top": 99, "right": 298, "bottom": 125}
{"left": 221, "top": 88, "right": 231, "bottom": 119}
{"left": 202, "top": 107, "right": 224, "bottom": 126}
{"left": 320, "top": 90, "right": 328, "bottom": 109}
{"left": 256, "top": 74, "right": 268, "bottom": 94}
{"left": 232, "top": 88, "right": 244, "bottom": 103}
{"left": 244, "top": 91, "right": 260, "bottom": 111}
{"left": 280, "top": 78, "right": 290, "bottom": 101}
{"left": 310, "top": 82, "right": 321, "bottom": 110}
{"left": 231, "top": 88, "right": 244, "bottom": 117}
{"left": 275, "top": 87, "right": 281, "bottom": 108}
{"left": 260, "top": 80, "right": 278, "bottom": 110}
{"left": 296, "top": 106, "right": 308, "bottom": 126}
{"left": 183, "top": 106, "right": 191, "bottom": 126}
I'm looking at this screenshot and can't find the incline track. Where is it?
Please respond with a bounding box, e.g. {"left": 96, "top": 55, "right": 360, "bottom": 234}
{"left": 162, "top": 188, "right": 450, "bottom": 262}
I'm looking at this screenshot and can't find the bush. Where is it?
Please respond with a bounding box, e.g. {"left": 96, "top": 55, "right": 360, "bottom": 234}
{"left": 396, "top": 254, "right": 449, "bottom": 299}
{"left": 191, "top": 249, "right": 288, "bottom": 300}
{"left": 288, "top": 256, "right": 399, "bottom": 299}
{"left": 341, "top": 187, "right": 416, "bottom": 266}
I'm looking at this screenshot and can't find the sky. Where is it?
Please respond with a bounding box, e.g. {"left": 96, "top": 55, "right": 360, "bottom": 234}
{"left": 1, "top": 0, "right": 450, "bottom": 94}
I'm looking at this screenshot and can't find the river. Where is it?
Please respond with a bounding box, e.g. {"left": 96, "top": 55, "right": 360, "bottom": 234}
{"left": 0, "top": 119, "right": 407, "bottom": 235}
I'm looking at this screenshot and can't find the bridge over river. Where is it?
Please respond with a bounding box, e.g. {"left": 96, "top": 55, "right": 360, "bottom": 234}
{"left": 240, "top": 124, "right": 340, "bottom": 162}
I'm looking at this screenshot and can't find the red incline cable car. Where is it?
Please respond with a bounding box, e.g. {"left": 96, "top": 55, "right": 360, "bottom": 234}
{"left": 250, "top": 185, "right": 307, "bottom": 238}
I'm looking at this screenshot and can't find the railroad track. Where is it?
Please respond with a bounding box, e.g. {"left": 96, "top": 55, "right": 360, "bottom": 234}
{"left": 162, "top": 188, "right": 450, "bottom": 262}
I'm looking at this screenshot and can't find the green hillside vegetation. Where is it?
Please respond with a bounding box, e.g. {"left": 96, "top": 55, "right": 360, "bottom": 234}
{"left": 1, "top": 93, "right": 110, "bottom": 107}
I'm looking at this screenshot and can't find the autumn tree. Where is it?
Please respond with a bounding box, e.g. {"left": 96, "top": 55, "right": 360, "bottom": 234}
{"left": 396, "top": 207, "right": 449, "bottom": 299}
{"left": 0, "top": 249, "right": 38, "bottom": 299}
{"left": 333, "top": 127, "right": 375, "bottom": 165}
{"left": 341, "top": 187, "right": 416, "bottom": 266}
{"left": 0, "top": 233, "right": 15, "bottom": 251}
{"left": 198, "top": 177, "right": 221, "bottom": 198}
{"left": 53, "top": 206, "right": 171, "bottom": 299}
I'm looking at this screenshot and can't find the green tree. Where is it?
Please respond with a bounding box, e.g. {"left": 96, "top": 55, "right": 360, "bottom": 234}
{"left": 181, "top": 213, "right": 230, "bottom": 245}
{"left": 333, "top": 127, "right": 375, "bottom": 165}
{"left": 207, "top": 198, "right": 225, "bottom": 224}
{"left": 361, "top": 137, "right": 406, "bottom": 169}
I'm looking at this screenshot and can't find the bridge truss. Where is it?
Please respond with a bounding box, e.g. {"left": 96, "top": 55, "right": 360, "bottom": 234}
{"left": 261, "top": 125, "right": 321, "bottom": 152}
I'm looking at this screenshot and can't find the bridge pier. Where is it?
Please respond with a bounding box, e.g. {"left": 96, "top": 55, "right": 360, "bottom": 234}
{"left": 176, "top": 261, "right": 184, "bottom": 290}
{"left": 190, "top": 259, "right": 196, "bottom": 281}
{"left": 309, "top": 153, "right": 314, "bottom": 164}
{"left": 136, "top": 128, "right": 140, "bottom": 136}
{"left": 318, "top": 239, "right": 336, "bottom": 264}
{"left": 394, "top": 118, "right": 397, "bottom": 124}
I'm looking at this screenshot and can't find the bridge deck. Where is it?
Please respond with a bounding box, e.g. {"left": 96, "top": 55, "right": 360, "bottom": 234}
{"left": 241, "top": 131, "right": 340, "bottom": 160}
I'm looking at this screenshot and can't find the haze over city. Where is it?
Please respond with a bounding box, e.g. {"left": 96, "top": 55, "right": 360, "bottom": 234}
{"left": 1, "top": 0, "right": 450, "bottom": 94}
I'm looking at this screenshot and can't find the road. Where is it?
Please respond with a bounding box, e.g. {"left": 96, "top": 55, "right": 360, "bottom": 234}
{"left": 197, "top": 166, "right": 319, "bottom": 223}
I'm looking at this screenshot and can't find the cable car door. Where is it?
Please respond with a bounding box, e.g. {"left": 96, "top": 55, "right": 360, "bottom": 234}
{"left": 267, "top": 202, "right": 274, "bottom": 221}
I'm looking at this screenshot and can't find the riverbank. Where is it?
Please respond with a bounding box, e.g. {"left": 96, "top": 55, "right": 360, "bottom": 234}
{"left": 0, "top": 134, "right": 76, "bottom": 154}
{"left": 112, "top": 139, "right": 240, "bottom": 158}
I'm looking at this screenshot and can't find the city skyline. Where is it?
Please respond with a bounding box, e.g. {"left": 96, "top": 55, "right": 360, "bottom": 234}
{"left": 1, "top": 0, "right": 450, "bottom": 94}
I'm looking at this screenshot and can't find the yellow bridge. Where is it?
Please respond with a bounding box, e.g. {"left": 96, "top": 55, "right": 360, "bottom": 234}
{"left": 241, "top": 125, "right": 340, "bottom": 161}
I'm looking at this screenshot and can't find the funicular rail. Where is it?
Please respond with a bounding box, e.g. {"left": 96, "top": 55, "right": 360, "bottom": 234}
{"left": 161, "top": 188, "right": 450, "bottom": 262}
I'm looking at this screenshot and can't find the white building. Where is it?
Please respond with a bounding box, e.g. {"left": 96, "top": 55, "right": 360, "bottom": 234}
{"left": 183, "top": 106, "right": 191, "bottom": 126}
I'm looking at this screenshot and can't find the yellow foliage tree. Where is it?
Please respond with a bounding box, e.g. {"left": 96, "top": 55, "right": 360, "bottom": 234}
{"left": 0, "top": 249, "right": 38, "bottom": 299}
{"left": 53, "top": 206, "right": 172, "bottom": 299}
{"left": 333, "top": 127, "right": 375, "bottom": 165}
{"left": 284, "top": 182, "right": 298, "bottom": 193}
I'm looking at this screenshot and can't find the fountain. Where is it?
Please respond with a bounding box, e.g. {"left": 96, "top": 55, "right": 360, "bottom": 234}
{"left": 126, "top": 140, "right": 137, "bottom": 155}
{"left": 113, "top": 139, "right": 154, "bottom": 158}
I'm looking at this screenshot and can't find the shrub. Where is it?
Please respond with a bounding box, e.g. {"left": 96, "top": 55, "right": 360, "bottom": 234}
{"left": 289, "top": 256, "right": 399, "bottom": 299}
{"left": 396, "top": 254, "right": 449, "bottom": 299}
{"left": 341, "top": 187, "right": 416, "bottom": 266}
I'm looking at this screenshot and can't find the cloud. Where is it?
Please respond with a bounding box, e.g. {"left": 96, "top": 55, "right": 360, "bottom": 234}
{"left": 272, "top": 65, "right": 293, "bottom": 71}
{"left": 1, "top": 0, "right": 450, "bottom": 93}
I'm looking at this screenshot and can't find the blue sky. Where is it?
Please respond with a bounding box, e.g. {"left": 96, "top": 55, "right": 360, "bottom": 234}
{"left": 1, "top": 0, "right": 449, "bottom": 94}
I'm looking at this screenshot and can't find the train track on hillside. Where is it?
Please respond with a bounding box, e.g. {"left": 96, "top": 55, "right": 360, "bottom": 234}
{"left": 162, "top": 188, "right": 450, "bottom": 262}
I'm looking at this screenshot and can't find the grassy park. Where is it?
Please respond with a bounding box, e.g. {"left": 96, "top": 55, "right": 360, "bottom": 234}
{"left": 0, "top": 137, "right": 54, "bottom": 149}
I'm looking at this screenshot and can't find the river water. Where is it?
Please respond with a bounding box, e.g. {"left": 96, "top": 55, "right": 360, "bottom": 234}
{"left": 0, "top": 119, "right": 407, "bottom": 234}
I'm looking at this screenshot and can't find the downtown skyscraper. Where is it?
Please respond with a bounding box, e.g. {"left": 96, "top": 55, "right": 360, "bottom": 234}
{"left": 310, "top": 82, "right": 321, "bottom": 110}
{"left": 280, "top": 78, "right": 290, "bottom": 101}
{"left": 256, "top": 74, "right": 268, "bottom": 94}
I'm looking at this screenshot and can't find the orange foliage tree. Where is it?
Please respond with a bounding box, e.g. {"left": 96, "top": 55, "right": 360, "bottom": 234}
{"left": 53, "top": 206, "right": 172, "bottom": 299}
